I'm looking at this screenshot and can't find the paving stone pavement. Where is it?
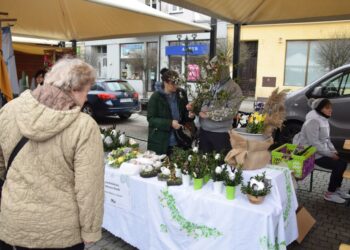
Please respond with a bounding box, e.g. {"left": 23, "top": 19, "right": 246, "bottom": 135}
{"left": 86, "top": 168, "right": 350, "bottom": 250}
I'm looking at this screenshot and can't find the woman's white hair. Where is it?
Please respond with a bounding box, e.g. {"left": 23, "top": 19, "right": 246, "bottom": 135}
{"left": 44, "top": 57, "right": 96, "bottom": 91}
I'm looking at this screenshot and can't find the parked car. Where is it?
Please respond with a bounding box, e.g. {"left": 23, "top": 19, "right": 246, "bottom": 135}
{"left": 82, "top": 80, "right": 140, "bottom": 119}
{"left": 280, "top": 64, "right": 350, "bottom": 154}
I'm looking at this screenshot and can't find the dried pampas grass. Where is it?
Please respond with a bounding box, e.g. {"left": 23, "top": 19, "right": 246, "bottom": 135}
{"left": 263, "top": 88, "right": 288, "bottom": 136}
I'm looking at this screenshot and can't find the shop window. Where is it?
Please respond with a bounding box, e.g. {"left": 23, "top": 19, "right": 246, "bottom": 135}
{"left": 96, "top": 45, "right": 107, "bottom": 54}
{"left": 169, "top": 5, "right": 183, "bottom": 13}
{"left": 93, "top": 45, "right": 107, "bottom": 79}
{"left": 145, "top": 0, "right": 159, "bottom": 10}
{"left": 168, "top": 40, "right": 209, "bottom": 81}
{"left": 284, "top": 41, "right": 327, "bottom": 86}
{"left": 120, "top": 43, "right": 145, "bottom": 80}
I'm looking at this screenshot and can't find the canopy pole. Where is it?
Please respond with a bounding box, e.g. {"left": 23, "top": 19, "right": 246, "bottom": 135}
{"left": 232, "top": 23, "right": 241, "bottom": 80}
{"left": 71, "top": 40, "right": 77, "bottom": 55}
{"left": 209, "top": 18, "right": 217, "bottom": 59}
{"left": 0, "top": 17, "right": 17, "bottom": 49}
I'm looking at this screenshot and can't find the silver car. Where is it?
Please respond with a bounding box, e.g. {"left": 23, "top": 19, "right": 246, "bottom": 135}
{"left": 281, "top": 64, "right": 350, "bottom": 155}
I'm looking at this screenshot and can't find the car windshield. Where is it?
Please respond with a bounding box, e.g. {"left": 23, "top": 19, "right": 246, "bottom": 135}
{"left": 102, "top": 81, "right": 134, "bottom": 92}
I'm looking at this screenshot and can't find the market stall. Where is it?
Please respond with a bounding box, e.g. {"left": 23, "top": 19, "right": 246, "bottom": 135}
{"left": 102, "top": 164, "right": 298, "bottom": 250}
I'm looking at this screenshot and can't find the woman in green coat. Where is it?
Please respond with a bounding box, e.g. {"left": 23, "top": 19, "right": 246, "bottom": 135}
{"left": 147, "top": 70, "right": 194, "bottom": 155}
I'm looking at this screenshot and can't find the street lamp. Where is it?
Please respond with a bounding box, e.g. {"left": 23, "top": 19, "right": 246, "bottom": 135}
{"left": 176, "top": 34, "right": 182, "bottom": 45}
{"left": 177, "top": 33, "right": 197, "bottom": 80}
{"left": 191, "top": 33, "right": 197, "bottom": 41}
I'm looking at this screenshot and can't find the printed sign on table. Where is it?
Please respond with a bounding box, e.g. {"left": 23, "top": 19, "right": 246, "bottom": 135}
{"left": 104, "top": 168, "right": 131, "bottom": 210}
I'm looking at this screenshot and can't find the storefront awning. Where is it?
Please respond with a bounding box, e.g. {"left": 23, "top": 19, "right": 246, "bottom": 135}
{"left": 163, "top": 0, "right": 350, "bottom": 24}
{"left": 0, "top": 0, "right": 209, "bottom": 41}
{"left": 12, "top": 43, "right": 65, "bottom": 55}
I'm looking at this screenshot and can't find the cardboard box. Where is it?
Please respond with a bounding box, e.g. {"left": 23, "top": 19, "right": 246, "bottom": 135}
{"left": 339, "top": 243, "right": 350, "bottom": 250}
{"left": 343, "top": 140, "right": 350, "bottom": 150}
{"left": 296, "top": 206, "right": 316, "bottom": 243}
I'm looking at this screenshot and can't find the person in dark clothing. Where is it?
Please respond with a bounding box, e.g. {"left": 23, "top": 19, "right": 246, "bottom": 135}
{"left": 154, "top": 68, "right": 169, "bottom": 92}
{"left": 147, "top": 70, "right": 194, "bottom": 155}
{"left": 293, "top": 98, "right": 349, "bottom": 204}
{"left": 33, "top": 69, "right": 47, "bottom": 89}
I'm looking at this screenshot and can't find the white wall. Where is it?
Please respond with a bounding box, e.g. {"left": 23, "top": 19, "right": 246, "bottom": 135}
{"left": 82, "top": 2, "right": 229, "bottom": 100}
{"left": 85, "top": 36, "right": 160, "bottom": 80}
{"left": 107, "top": 44, "right": 119, "bottom": 79}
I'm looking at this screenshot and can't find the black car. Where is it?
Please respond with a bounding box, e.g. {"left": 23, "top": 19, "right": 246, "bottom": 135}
{"left": 82, "top": 80, "right": 140, "bottom": 119}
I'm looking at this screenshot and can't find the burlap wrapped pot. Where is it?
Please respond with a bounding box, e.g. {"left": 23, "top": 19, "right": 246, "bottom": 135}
{"left": 224, "top": 129, "right": 273, "bottom": 170}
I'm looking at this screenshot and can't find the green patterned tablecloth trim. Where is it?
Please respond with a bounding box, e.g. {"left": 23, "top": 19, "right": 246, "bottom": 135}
{"left": 160, "top": 224, "right": 168, "bottom": 233}
{"left": 159, "top": 189, "right": 223, "bottom": 239}
{"left": 267, "top": 165, "right": 292, "bottom": 227}
{"left": 259, "top": 236, "right": 287, "bottom": 250}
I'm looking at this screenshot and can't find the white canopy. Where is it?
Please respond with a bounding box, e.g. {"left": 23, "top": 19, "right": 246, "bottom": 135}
{"left": 163, "top": 0, "right": 350, "bottom": 24}
{"left": 0, "top": 0, "right": 209, "bottom": 41}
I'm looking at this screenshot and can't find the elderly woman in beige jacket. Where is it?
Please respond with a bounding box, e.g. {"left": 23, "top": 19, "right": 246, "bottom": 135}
{"left": 0, "top": 58, "right": 104, "bottom": 250}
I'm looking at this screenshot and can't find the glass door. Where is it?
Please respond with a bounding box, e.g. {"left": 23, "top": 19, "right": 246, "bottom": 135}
{"left": 146, "top": 42, "right": 158, "bottom": 91}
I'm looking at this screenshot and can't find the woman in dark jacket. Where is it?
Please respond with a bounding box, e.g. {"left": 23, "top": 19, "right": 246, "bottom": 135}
{"left": 147, "top": 70, "right": 194, "bottom": 155}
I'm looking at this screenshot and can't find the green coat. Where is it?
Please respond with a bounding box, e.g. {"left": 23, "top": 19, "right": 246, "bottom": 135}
{"left": 147, "top": 88, "right": 192, "bottom": 155}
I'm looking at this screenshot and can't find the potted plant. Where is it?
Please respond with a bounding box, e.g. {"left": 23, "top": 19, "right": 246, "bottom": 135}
{"left": 223, "top": 166, "right": 243, "bottom": 200}
{"left": 157, "top": 157, "right": 172, "bottom": 181}
{"left": 101, "top": 127, "right": 139, "bottom": 152}
{"left": 211, "top": 163, "right": 227, "bottom": 194}
{"left": 170, "top": 147, "right": 191, "bottom": 179}
{"left": 167, "top": 170, "right": 183, "bottom": 186}
{"left": 202, "top": 153, "right": 211, "bottom": 184}
{"left": 188, "top": 152, "right": 206, "bottom": 190}
{"left": 100, "top": 127, "right": 123, "bottom": 152}
{"left": 184, "top": 53, "right": 244, "bottom": 117}
{"left": 241, "top": 172, "right": 272, "bottom": 204}
{"left": 180, "top": 161, "right": 192, "bottom": 187}
{"left": 235, "top": 88, "right": 287, "bottom": 140}
{"left": 208, "top": 152, "right": 225, "bottom": 193}
{"left": 107, "top": 147, "right": 138, "bottom": 168}
{"left": 140, "top": 165, "right": 158, "bottom": 178}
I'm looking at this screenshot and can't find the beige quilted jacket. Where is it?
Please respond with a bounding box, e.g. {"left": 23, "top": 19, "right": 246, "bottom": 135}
{"left": 0, "top": 90, "right": 104, "bottom": 248}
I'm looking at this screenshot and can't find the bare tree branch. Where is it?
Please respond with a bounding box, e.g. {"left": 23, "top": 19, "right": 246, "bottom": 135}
{"left": 317, "top": 32, "right": 350, "bottom": 70}
{"left": 216, "top": 38, "right": 251, "bottom": 65}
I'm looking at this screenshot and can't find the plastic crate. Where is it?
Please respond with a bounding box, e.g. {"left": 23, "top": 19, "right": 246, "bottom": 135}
{"left": 271, "top": 143, "right": 316, "bottom": 180}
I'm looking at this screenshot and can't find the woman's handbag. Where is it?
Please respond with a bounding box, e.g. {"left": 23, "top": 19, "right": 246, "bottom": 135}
{"left": 0, "top": 137, "right": 28, "bottom": 202}
{"left": 174, "top": 122, "right": 196, "bottom": 149}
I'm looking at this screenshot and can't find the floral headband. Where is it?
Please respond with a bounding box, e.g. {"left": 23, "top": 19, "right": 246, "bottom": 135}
{"left": 170, "top": 76, "right": 181, "bottom": 85}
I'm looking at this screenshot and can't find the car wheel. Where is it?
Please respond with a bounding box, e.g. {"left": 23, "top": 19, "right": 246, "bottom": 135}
{"left": 118, "top": 113, "right": 131, "bottom": 120}
{"left": 82, "top": 103, "right": 94, "bottom": 117}
{"left": 277, "top": 121, "right": 303, "bottom": 145}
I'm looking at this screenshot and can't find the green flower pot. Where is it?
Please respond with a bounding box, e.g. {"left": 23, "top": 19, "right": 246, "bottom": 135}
{"left": 193, "top": 178, "right": 203, "bottom": 190}
{"left": 226, "top": 185, "right": 236, "bottom": 200}
{"left": 203, "top": 174, "right": 210, "bottom": 184}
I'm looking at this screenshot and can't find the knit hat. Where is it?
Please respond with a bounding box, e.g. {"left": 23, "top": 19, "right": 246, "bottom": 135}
{"left": 308, "top": 98, "right": 331, "bottom": 111}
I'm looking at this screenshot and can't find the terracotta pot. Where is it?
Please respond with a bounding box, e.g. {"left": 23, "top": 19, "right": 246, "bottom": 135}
{"left": 247, "top": 194, "right": 265, "bottom": 204}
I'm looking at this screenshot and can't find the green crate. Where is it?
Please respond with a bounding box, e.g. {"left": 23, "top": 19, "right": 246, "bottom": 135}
{"left": 271, "top": 143, "right": 316, "bottom": 179}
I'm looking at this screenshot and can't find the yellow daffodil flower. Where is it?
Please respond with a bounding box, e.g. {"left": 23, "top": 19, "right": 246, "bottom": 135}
{"left": 117, "top": 156, "right": 125, "bottom": 163}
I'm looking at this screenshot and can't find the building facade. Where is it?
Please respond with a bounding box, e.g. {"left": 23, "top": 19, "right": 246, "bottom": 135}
{"left": 228, "top": 21, "right": 350, "bottom": 99}
{"left": 80, "top": 0, "right": 227, "bottom": 101}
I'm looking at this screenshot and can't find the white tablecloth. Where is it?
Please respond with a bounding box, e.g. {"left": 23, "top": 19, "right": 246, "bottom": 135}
{"left": 102, "top": 165, "right": 298, "bottom": 250}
